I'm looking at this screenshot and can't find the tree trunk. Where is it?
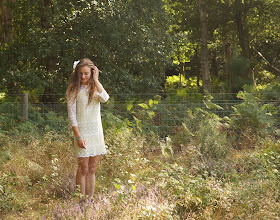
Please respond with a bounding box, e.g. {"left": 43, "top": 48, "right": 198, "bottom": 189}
{"left": 234, "top": 1, "right": 250, "bottom": 59}
{"left": 197, "top": 0, "right": 212, "bottom": 93}
{"left": 40, "top": 0, "right": 58, "bottom": 103}
{"left": 220, "top": 0, "right": 232, "bottom": 90}
{"left": 179, "top": 62, "right": 185, "bottom": 87}
{"left": 233, "top": 0, "right": 253, "bottom": 90}
{"left": 223, "top": 38, "right": 231, "bottom": 87}
{"left": 210, "top": 50, "right": 218, "bottom": 77}
{"left": 0, "top": 0, "right": 14, "bottom": 43}
{"left": 40, "top": 0, "right": 52, "bottom": 29}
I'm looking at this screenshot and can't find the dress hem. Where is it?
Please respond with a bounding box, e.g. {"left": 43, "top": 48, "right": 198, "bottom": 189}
{"left": 77, "top": 152, "right": 106, "bottom": 158}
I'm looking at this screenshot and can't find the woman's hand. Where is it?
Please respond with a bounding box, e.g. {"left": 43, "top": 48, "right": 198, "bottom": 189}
{"left": 92, "top": 66, "right": 99, "bottom": 82}
{"left": 92, "top": 65, "right": 103, "bottom": 93}
{"left": 77, "top": 138, "right": 86, "bottom": 149}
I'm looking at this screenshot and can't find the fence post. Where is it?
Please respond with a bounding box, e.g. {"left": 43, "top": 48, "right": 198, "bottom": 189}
{"left": 22, "top": 93, "right": 28, "bottom": 120}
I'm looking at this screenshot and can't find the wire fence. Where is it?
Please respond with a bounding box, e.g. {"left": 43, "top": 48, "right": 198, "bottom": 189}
{"left": 1, "top": 92, "right": 280, "bottom": 135}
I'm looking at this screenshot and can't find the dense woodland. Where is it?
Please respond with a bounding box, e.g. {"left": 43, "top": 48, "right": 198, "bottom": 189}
{"left": 0, "top": 0, "right": 279, "bottom": 98}
{"left": 0, "top": 0, "right": 280, "bottom": 219}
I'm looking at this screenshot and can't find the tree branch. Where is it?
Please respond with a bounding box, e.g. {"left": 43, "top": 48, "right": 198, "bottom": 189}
{"left": 252, "top": 47, "right": 280, "bottom": 75}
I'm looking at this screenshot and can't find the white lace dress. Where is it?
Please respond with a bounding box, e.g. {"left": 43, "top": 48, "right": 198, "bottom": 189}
{"left": 67, "top": 85, "right": 109, "bottom": 157}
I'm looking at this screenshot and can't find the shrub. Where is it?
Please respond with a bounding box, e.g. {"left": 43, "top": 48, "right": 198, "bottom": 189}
{"left": 196, "top": 118, "right": 229, "bottom": 160}
{"left": 0, "top": 173, "right": 16, "bottom": 214}
{"left": 231, "top": 91, "right": 276, "bottom": 140}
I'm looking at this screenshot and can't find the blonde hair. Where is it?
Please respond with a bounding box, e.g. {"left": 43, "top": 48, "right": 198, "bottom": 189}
{"left": 66, "top": 58, "right": 97, "bottom": 104}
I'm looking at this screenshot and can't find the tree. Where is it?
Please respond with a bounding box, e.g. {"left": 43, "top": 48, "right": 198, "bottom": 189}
{"left": 197, "top": 0, "right": 211, "bottom": 92}
{"left": 0, "top": 0, "right": 172, "bottom": 99}
{"left": 164, "top": 0, "right": 280, "bottom": 93}
{"left": 0, "top": 0, "right": 14, "bottom": 43}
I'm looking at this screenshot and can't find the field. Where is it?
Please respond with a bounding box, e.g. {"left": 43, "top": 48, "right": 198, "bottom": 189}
{"left": 0, "top": 92, "right": 280, "bottom": 219}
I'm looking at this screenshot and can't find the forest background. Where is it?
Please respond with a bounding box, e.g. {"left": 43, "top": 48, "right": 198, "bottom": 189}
{"left": 0, "top": 0, "right": 280, "bottom": 219}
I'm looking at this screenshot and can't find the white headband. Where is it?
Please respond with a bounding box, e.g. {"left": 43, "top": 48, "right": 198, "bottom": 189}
{"left": 73, "top": 60, "right": 80, "bottom": 69}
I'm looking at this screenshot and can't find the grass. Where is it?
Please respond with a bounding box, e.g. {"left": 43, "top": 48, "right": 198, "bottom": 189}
{"left": 0, "top": 95, "right": 280, "bottom": 219}
{"left": 0, "top": 121, "right": 279, "bottom": 219}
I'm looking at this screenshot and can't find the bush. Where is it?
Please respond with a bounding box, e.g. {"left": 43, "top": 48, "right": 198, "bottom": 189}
{"left": 0, "top": 91, "right": 279, "bottom": 219}
{"left": 0, "top": 173, "right": 16, "bottom": 214}
{"left": 231, "top": 91, "right": 276, "bottom": 138}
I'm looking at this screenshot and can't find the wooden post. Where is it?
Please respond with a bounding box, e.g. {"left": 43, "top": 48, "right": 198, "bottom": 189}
{"left": 22, "top": 93, "right": 28, "bottom": 121}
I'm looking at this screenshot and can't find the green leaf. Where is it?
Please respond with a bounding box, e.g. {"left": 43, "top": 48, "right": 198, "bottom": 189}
{"left": 127, "top": 103, "right": 133, "bottom": 112}
{"left": 115, "top": 184, "right": 121, "bottom": 190}
{"left": 138, "top": 103, "right": 149, "bottom": 109}
{"left": 203, "top": 100, "right": 223, "bottom": 110}
{"left": 124, "top": 118, "right": 133, "bottom": 126}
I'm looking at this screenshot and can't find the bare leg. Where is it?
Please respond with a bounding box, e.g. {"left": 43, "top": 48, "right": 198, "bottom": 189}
{"left": 76, "top": 157, "right": 89, "bottom": 196}
{"left": 85, "top": 155, "right": 101, "bottom": 196}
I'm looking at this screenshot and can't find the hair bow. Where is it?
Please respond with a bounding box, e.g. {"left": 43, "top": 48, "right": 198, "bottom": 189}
{"left": 73, "top": 60, "right": 80, "bottom": 69}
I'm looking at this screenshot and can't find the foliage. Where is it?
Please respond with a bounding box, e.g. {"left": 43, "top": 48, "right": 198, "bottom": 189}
{"left": 0, "top": 173, "right": 16, "bottom": 213}
{"left": 0, "top": 0, "right": 171, "bottom": 97}
{"left": 164, "top": 0, "right": 280, "bottom": 92}
{"left": 1, "top": 0, "right": 280, "bottom": 217}
{"left": 196, "top": 117, "right": 229, "bottom": 160}
{"left": 229, "top": 51, "right": 252, "bottom": 92}
{"left": 165, "top": 74, "right": 202, "bottom": 93}
{"left": 244, "top": 81, "right": 280, "bottom": 102}
{"left": 231, "top": 91, "right": 276, "bottom": 137}
{"left": 0, "top": 91, "right": 279, "bottom": 218}
{"left": 1, "top": 0, "right": 279, "bottom": 97}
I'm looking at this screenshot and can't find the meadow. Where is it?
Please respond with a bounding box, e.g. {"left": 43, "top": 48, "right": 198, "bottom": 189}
{"left": 0, "top": 90, "right": 279, "bottom": 219}
{"left": 1, "top": 0, "right": 280, "bottom": 218}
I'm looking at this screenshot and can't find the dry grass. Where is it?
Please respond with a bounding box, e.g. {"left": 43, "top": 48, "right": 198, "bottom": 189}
{"left": 0, "top": 122, "right": 280, "bottom": 219}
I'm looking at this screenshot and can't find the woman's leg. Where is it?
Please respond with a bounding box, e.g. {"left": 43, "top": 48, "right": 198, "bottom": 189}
{"left": 85, "top": 155, "right": 101, "bottom": 196}
{"left": 76, "top": 157, "right": 89, "bottom": 196}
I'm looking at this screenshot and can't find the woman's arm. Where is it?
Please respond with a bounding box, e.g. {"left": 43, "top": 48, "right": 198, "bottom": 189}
{"left": 93, "top": 66, "right": 110, "bottom": 103}
{"left": 93, "top": 66, "right": 102, "bottom": 93}
{"left": 72, "top": 126, "right": 86, "bottom": 149}
{"left": 67, "top": 96, "right": 86, "bottom": 148}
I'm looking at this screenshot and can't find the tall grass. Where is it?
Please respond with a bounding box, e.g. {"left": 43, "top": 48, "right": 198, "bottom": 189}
{"left": 0, "top": 92, "right": 279, "bottom": 219}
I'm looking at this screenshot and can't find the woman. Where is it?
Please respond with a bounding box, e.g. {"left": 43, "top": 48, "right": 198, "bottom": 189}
{"left": 66, "top": 58, "right": 109, "bottom": 197}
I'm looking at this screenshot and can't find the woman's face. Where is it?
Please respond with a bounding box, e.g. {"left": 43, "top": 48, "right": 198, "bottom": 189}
{"left": 79, "top": 66, "right": 92, "bottom": 85}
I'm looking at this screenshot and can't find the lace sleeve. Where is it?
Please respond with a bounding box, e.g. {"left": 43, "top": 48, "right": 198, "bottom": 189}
{"left": 67, "top": 96, "right": 78, "bottom": 127}
{"left": 97, "top": 86, "right": 109, "bottom": 103}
